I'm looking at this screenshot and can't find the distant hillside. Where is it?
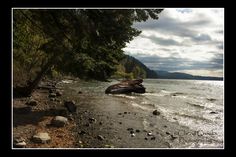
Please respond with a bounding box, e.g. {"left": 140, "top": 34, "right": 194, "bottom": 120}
{"left": 112, "top": 55, "right": 158, "bottom": 79}
{"left": 156, "top": 70, "right": 223, "bottom": 80}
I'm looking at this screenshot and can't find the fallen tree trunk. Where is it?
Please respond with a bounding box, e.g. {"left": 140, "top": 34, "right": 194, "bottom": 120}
{"left": 105, "top": 79, "right": 146, "bottom": 94}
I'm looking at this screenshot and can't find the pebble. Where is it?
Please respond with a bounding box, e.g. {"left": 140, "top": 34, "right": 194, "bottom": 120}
{"left": 49, "top": 93, "right": 57, "bottom": 98}
{"left": 147, "top": 132, "right": 153, "bottom": 136}
{"left": 124, "top": 112, "right": 127, "bottom": 114}
{"left": 144, "top": 137, "right": 148, "bottom": 140}
{"left": 210, "top": 111, "right": 218, "bottom": 114}
{"left": 119, "top": 122, "right": 122, "bottom": 124}
{"left": 78, "top": 130, "right": 86, "bottom": 135}
{"left": 135, "top": 129, "right": 140, "bottom": 133}
{"left": 127, "top": 128, "right": 133, "bottom": 131}
{"left": 131, "top": 133, "right": 135, "bottom": 137}
{"left": 64, "top": 100, "right": 77, "bottom": 112}
{"left": 97, "top": 135, "right": 105, "bottom": 140}
{"left": 151, "top": 137, "right": 156, "bottom": 140}
{"left": 130, "top": 130, "right": 135, "bottom": 134}
{"left": 89, "top": 117, "right": 97, "bottom": 123}
{"left": 166, "top": 132, "right": 170, "bottom": 135}
{"left": 14, "top": 137, "right": 26, "bottom": 148}
{"left": 32, "top": 132, "right": 51, "bottom": 144}
{"left": 153, "top": 110, "right": 160, "bottom": 116}
{"left": 51, "top": 116, "right": 68, "bottom": 127}
{"left": 26, "top": 99, "right": 38, "bottom": 106}
{"left": 56, "top": 91, "right": 62, "bottom": 96}
{"left": 118, "top": 113, "right": 122, "bottom": 115}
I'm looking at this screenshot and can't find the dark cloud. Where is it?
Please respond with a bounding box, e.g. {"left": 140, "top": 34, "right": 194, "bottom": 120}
{"left": 130, "top": 54, "right": 223, "bottom": 73}
{"left": 216, "top": 43, "right": 223, "bottom": 49}
{"left": 191, "top": 34, "right": 212, "bottom": 42}
{"left": 133, "top": 13, "right": 211, "bottom": 39}
{"left": 215, "top": 30, "right": 223, "bottom": 34}
{"left": 140, "top": 34, "right": 181, "bottom": 46}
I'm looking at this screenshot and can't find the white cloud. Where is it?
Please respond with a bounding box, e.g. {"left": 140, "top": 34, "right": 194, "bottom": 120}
{"left": 123, "top": 8, "right": 224, "bottom": 77}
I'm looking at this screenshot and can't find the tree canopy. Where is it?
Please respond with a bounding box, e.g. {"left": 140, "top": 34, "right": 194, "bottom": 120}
{"left": 13, "top": 9, "right": 163, "bottom": 96}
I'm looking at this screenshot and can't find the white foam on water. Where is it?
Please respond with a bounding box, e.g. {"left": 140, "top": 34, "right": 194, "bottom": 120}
{"left": 112, "top": 94, "right": 136, "bottom": 99}
{"left": 131, "top": 102, "right": 152, "bottom": 111}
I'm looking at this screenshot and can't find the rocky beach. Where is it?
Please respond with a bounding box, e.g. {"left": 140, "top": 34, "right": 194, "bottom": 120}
{"left": 13, "top": 78, "right": 223, "bottom": 149}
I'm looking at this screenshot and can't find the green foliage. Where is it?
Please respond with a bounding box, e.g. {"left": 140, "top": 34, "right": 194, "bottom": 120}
{"left": 13, "top": 9, "right": 163, "bottom": 87}
{"left": 112, "top": 55, "right": 158, "bottom": 79}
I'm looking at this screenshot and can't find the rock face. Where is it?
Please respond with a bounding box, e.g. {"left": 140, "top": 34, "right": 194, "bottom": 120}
{"left": 64, "top": 100, "right": 77, "bottom": 112}
{"left": 32, "top": 132, "right": 51, "bottom": 144}
{"left": 105, "top": 79, "right": 146, "bottom": 94}
{"left": 51, "top": 116, "right": 68, "bottom": 127}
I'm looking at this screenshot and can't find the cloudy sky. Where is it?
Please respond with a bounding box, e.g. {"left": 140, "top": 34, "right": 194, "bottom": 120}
{"left": 123, "top": 8, "right": 224, "bottom": 77}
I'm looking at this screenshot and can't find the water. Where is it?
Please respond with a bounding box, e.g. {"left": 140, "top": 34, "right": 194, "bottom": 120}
{"left": 59, "top": 78, "right": 224, "bottom": 148}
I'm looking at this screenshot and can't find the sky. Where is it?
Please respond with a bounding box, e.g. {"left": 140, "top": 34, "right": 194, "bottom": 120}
{"left": 123, "top": 8, "right": 224, "bottom": 77}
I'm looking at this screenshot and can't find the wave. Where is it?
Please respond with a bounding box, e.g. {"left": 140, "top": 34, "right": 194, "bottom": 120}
{"left": 174, "top": 113, "right": 211, "bottom": 122}
{"left": 186, "top": 102, "right": 205, "bottom": 109}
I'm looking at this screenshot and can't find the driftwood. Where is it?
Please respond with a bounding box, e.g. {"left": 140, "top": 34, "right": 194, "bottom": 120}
{"left": 105, "top": 79, "right": 146, "bottom": 94}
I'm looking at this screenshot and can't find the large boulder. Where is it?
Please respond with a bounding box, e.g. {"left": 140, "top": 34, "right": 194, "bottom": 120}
{"left": 105, "top": 79, "right": 146, "bottom": 94}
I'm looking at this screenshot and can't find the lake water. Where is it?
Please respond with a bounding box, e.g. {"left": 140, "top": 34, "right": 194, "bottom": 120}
{"left": 59, "top": 78, "right": 224, "bottom": 148}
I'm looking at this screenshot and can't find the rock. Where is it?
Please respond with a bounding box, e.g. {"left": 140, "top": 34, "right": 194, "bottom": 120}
{"left": 170, "top": 135, "right": 177, "bottom": 140}
{"left": 131, "top": 133, "right": 135, "bottom": 137}
{"left": 78, "top": 91, "right": 83, "bottom": 94}
{"left": 49, "top": 88, "right": 55, "bottom": 93}
{"left": 99, "top": 122, "right": 103, "bottom": 125}
{"left": 151, "top": 137, "right": 156, "bottom": 140}
{"left": 51, "top": 116, "right": 68, "bottom": 127}
{"left": 32, "top": 132, "right": 51, "bottom": 144}
{"left": 166, "top": 132, "right": 170, "bottom": 135}
{"left": 26, "top": 99, "right": 38, "bottom": 106}
{"left": 78, "top": 130, "right": 86, "bottom": 135}
{"left": 68, "top": 114, "right": 74, "bottom": 121}
{"left": 144, "top": 137, "right": 148, "bottom": 140}
{"left": 136, "top": 129, "right": 140, "bottom": 133}
{"left": 104, "top": 144, "right": 114, "bottom": 148}
{"left": 210, "top": 111, "right": 218, "bottom": 114}
{"left": 147, "top": 132, "right": 153, "bottom": 136}
{"left": 49, "top": 93, "right": 57, "bottom": 98}
{"left": 56, "top": 91, "right": 62, "bottom": 96}
{"left": 119, "top": 122, "right": 122, "bottom": 124}
{"left": 105, "top": 79, "right": 146, "bottom": 94}
{"left": 127, "top": 128, "right": 133, "bottom": 131}
{"left": 118, "top": 113, "right": 122, "bottom": 115}
{"left": 50, "top": 98, "right": 55, "bottom": 101}
{"left": 124, "top": 112, "right": 127, "bottom": 114}
{"left": 64, "top": 100, "right": 77, "bottom": 112}
{"left": 163, "top": 125, "right": 167, "bottom": 128}
{"left": 153, "top": 110, "right": 160, "bottom": 116}
{"left": 13, "top": 137, "right": 26, "bottom": 148}
{"left": 89, "top": 118, "right": 97, "bottom": 123}
{"left": 15, "top": 141, "right": 26, "bottom": 148}
{"left": 130, "top": 130, "right": 135, "bottom": 134}
{"left": 97, "top": 135, "right": 105, "bottom": 140}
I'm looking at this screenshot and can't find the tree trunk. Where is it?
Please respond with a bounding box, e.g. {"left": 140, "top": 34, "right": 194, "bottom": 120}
{"left": 24, "top": 56, "right": 56, "bottom": 96}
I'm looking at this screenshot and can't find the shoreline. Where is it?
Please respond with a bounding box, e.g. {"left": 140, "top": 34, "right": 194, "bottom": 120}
{"left": 13, "top": 78, "right": 222, "bottom": 148}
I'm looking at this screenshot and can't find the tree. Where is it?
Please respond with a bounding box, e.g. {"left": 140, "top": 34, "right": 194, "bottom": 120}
{"left": 13, "top": 9, "right": 163, "bottom": 96}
